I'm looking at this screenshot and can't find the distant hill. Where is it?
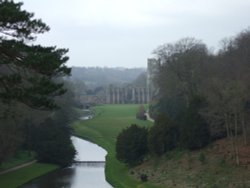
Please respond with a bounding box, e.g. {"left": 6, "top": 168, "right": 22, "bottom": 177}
{"left": 70, "top": 67, "right": 146, "bottom": 88}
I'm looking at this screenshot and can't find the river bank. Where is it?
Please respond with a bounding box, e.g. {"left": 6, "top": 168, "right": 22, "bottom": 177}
{"left": 75, "top": 105, "right": 250, "bottom": 188}
{"left": 72, "top": 104, "right": 161, "bottom": 188}
{"left": 21, "top": 136, "right": 112, "bottom": 188}
{"left": 0, "top": 109, "right": 84, "bottom": 188}
{"left": 0, "top": 160, "right": 37, "bottom": 175}
{"left": 0, "top": 105, "right": 157, "bottom": 188}
{"left": 0, "top": 163, "right": 58, "bottom": 188}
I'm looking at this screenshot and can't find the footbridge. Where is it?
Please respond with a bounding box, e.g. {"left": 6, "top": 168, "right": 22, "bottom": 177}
{"left": 73, "top": 160, "right": 106, "bottom": 167}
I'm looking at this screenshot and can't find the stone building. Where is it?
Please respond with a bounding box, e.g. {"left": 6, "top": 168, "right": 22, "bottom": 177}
{"left": 105, "top": 86, "right": 149, "bottom": 104}
{"left": 105, "top": 58, "right": 160, "bottom": 104}
{"left": 146, "top": 58, "right": 160, "bottom": 100}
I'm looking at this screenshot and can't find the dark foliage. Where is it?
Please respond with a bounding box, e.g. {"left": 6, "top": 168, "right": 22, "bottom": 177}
{"left": 116, "top": 124, "right": 148, "bottom": 166}
{"left": 148, "top": 115, "right": 179, "bottom": 156}
{"left": 179, "top": 96, "right": 210, "bottom": 150}
{"left": 0, "top": 0, "right": 72, "bottom": 164}
{"left": 140, "top": 174, "right": 148, "bottom": 182}
{"left": 0, "top": 119, "right": 23, "bottom": 163}
{"left": 158, "top": 96, "right": 186, "bottom": 121}
{"left": 21, "top": 90, "right": 78, "bottom": 167}
{"left": 27, "top": 117, "right": 75, "bottom": 167}
{"left": 0, "top": 0, "right": 70, "bottom": 110}
{"left": 147, "top": 38, "right": 213, "bottom": 157}
{"left": 148, "top": 97, "right": 210, "bottom": 156}
{"left": 0, "top": 0, "right": 49, "bottom": 40}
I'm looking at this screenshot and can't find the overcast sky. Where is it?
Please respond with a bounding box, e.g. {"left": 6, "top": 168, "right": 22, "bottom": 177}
{"left": 21, "top": 0, "right": 250, "bottom": 68}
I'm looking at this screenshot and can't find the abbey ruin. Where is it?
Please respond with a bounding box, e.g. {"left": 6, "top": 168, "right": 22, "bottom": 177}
{"left": 105, "top": 58, "right": 160, "bottom": 104}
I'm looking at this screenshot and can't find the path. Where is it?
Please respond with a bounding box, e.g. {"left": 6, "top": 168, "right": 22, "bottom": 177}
{"left": 0, "top": 160, "right": 37, "bottom": 175}
{"left": 145, "top": 112, "right": 154, "bottom": 122}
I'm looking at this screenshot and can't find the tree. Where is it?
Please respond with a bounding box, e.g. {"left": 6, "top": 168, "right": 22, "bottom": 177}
{"left": 0, "top": 0, "right": 71, "bottom": 163}
{"left": 31, "top": 118, "right": 76, "bottom": 167}
{"left": 148, "top": 38, "right": 212, "bottom": 155}
{"left": 149, "top": 29, "right": 250, "bottom": 165}
{"left": 0, "top": 117, "right": 23, "bottom": 162}
{"left": 179, "top": 96, "right": 210, "bottom": 150}
{"left": 116, "top": 124, "right": 148, "bottom": 166}
{"left": 0, "top": 0, "right": 70, "bottom": 110}
{"left": 148, "top": 114, "right": 179, "bottom": 156}
{"left": 0, "top": 0, "right": 49, "bottom": 40}
{"left": 21, "top": 82, "right": 78, "bottom": 167}
{"left": 201, "top": 29, "right": 250, "bottom": 165}
{"left": 154, "top": 38, "right": 208, "bottom": 109}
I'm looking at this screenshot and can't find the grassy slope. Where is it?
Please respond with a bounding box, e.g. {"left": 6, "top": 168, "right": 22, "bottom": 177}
{"left": 132, "top": 138, "right": 250, "bottom": 188}
{"left": 0, "top": 163, "right": 58, "bottom": 188}
{"left": 73, "top": 105, "right": 250, "bottom": 188}
{"left": 72, "top": 104, "right": 161, "bottom": 188}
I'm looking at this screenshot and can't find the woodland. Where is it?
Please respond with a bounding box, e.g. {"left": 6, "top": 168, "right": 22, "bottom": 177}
{"left": 0, "top": 0, "right": 76, "bottom": 167}
{"left": 116, "top": 30, "right": 250, "bottom": 168}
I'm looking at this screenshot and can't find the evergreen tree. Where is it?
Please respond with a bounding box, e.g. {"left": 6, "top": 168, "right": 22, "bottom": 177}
{"left": 0, "top": 0, "right": 70, "bottom": 110}
{"left": 32, "top": 118, "right": 76, "bottom": 167}
{"left": 0, "top": 0, "right": 71, "bottom": 163}
{"left": 116, "top": 124, "right": 148, "bottom": 166}
{"left": 148, "top": 115, "right": 179, "bottom": 156}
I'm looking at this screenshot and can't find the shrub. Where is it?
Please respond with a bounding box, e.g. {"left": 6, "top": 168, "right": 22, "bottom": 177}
{"left": 136, "top": 105, "right": 147, "bottom": 120}
{"left": 148, "top": 115, "right": 179, "bottom": 156}
{"left": 179, "top": 96, "right": 210, "bottom": 150}
{"left": 140, "top": 173, "right": 148, "bottom": 182}
{"left": 198, "top": 152, "right": 206, "bottom": 164}
{"left": 32, "top": 118, "right": 76, "bottom": 167}
{"left": 116, "top": 124, "right": 148, "bottom": 166}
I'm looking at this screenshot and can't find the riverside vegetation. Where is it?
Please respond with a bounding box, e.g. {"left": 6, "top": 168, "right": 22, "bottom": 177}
{"left": 114, "top": 29, "right": 250, "bottom": 187}
{"left": 79, "top": 29, "right": 250, "bottom": 187}
{"left": 74, "top": 104, "right": 250, "bottom": 188}
{"left": 0, "top": 163, "right": 58, "bottom": 188}
{"left": 0, "top": 1, "right": 76, "bottom": 187}
{"left": 73, "top": 104, "right": 160, "bottom": 188}
{"left": 1, "top": 0, "right": 250, "bottom": 187}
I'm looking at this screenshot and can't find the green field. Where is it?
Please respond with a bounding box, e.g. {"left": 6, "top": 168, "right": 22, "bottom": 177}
{"left": 72, "top": 104, "right": 161, "bottom": 188}
{"left": 0, "top": 163, "right": 58, "bottom": 188}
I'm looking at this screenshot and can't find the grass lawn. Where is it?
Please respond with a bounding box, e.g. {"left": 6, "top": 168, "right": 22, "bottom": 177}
{"left": 72, "top": 104, "right": 161, "bottom": 188}
{"left": 0, "top": 163, "right": 58, "bottom": 188}
{"left": 0, "top": 151, "right": 35, "bottom": 172}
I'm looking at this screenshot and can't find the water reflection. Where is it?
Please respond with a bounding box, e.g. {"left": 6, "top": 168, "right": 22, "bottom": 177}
{"left": 21, "top": 167, "right": 76, "bottom": 188}
{"left": 72, "top": 136, "right": 106, "bottom": 161}
{"left": 21, "top": 136, "right": 112, "bottom": 188}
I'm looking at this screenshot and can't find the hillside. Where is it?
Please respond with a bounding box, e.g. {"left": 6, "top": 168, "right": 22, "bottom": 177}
{"left": 131, "top": 136, "right": 250, "bottom": 188}
{"left": 70, "top": 67, "right": 146, "bottom": 88}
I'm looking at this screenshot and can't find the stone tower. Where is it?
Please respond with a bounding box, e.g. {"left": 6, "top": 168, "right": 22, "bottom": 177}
{"left": 147, "top": 58, "right": 160, "bottom": 102}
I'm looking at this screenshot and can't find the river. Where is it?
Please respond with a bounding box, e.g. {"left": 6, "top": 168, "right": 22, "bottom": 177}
{"left": 21, "top": 136, "right": 113, "bottom": 188}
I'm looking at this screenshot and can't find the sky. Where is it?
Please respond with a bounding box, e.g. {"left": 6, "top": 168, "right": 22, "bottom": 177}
{"left": 21, "top": 0, "right": 250, "bottom": 68}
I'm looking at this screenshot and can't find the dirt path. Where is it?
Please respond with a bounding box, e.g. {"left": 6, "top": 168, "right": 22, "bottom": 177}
{"left": 0, "top": 160, "right": 37, "bottom": 175}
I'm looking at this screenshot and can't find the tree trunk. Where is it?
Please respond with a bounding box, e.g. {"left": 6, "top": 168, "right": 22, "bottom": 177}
{"left": 234, "top": 113, "right": 239, "bottom": 165}
{"left": 241, "top": 113, "right": 247, "bottom": 145}
{"left": 224, "top": 113, "right": 230, "bottom": 138}
{"left": 228, "top": 117, "right": 234, "bottom": 159}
